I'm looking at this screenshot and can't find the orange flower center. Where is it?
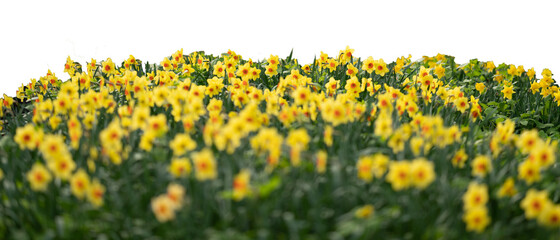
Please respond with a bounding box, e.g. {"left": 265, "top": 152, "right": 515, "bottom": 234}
{"left": 477, "top": 163, "right": 486, "bottom": 171}
{"left": 34, "top": 173, "right": 44, "bottom": 182}
{"left": 333, "top": 110, "right": 341, "bottom": 117}
{"left": 532, "top": 201, "right": 541, "bottom": 210}
{"left": 94, "top": 189, "right": 103, "bottom": 198}
{"left": 199, "top": 162, "right": 208, "bottom": 170}
{"left": 473, "top": 216, "right": 481, "bottom": 224}
{"left": 158, "top": 204, "right": 168, "bottom": 214}
{"left": 474, "top": 195, "right": 481, "bottom": 203}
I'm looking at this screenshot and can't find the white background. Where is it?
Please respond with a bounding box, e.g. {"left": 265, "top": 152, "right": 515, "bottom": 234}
{"left": 1, "top": 0, "right": 558, "bottom": 96}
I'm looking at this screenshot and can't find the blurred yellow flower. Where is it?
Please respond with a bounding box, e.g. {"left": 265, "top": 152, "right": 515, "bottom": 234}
{"left": 323, "top": 126, "right": 333, "bottom": 147}
{"left": 286, "top": 129, "right": 310, "bottom": 150}
{"left": 47, "top": 154, "right": 76, "bottom": 180}
{"left": 518, "top": 160, "right": 541, "bottom": 184}
{"left": 475, "top": 82, "right": 485, "bottom": 93}
{"left": 170, "top": 134, "right": 197, "bottom": 156}
{"left": 26, "top": 163, "right": 52, "bottom": 192}
{"left": 151, "top": 195, "right": 176, "bottom": 222}
{"left": 374, "top": 115, "right": 393, "bottom": 140}
{"left": 233, "top": 169, "right": 251, "bottom": 201}
{"left": 70, "top": 169, "right": 90, "bottom": 199}
{"left": 14, "top": 124, "right": 39, "bottom": 150}
{"left": 451, "top": 148, "right": 468, "bottom": 168}
{"left": 293, "top": 86, "right": 311, "bottom": 106}
{"left": 521, "top": 189, "right": 552, "bottom": 219}
{"left": 410, "top": 137, "right": 424, "bottom": 157}
{"left": 434, "top": 64, "right": 445, "bottom": 79}
{"left": 355, "top": 205, "right": 374, "bottom": 219}
{"left": 471, "top": 155, "right": 492, "bottom": 177}
{"left": 371, "top": 154, "right": 389, "bottom": 178}
{"left": 516, "top": 130, "right": 541, "bottom": 154}
{"left": 497, "top": 177, "right": 517, "bottom": 198}
{"left": 463, "top": 182, "right": 488, "bottom": 210}
{"left": 463, "top": 207, "right": 490, "bottom": 233}
{"left": 87, "top": 179, "right": 105, "bottom": 207}
{"left": 146, "top": 114, "right": 168, "bottom": 136}
{"left": 169, "top": 158, "right": 192, "bottom": 178}
{"left": 192, "top": 148, "right": 217, "bottom": 181}
{"left": 357, "top": 156, "right": 374, "bottom": 183}
{"left": 386, "top": 161, "right": 411, "bottom": 191}
{"left": 486, "top": 61, "right": 495, "bottom": 72}
{"left": 166, "top": 183, "right": 185, "bottom": 209}
{"left": 315, "top": 151, "right": 328, "bottom": 174}
{"left": 410, "top": 158, "right": 435, "bottom": 189}
{"left": 529, "top": 143, "right": 555, "bottom": 169}
{"left": 538, "top": 204, "right": 560, "bottom": 228}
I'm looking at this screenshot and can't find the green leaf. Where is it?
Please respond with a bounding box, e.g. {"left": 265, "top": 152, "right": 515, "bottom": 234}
{"left": 258, "top": 176, "right": 281, "bottom": 198}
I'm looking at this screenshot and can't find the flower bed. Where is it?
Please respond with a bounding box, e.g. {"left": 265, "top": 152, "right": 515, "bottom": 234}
{"left": 0, "top": 48, "right": 559, "bottom": 239}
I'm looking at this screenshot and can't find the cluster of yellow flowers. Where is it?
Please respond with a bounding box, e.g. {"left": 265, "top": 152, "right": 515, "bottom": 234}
{"left": 2, "top": 46, "right": 558, "bottom": 234}
{"left": 488, "top": 62, "right": 559, "bottom": 102}
{"left": 250, "top": 128, "right": 283, "bottom": 168}
{"left": 357, "top": 153, "right": 436, "bottom": 191}
{"left": 151, "top": 183, "right": 185, "bottom": 222}
{"left": 16, "top": 127, "right": 105, "bottom": 207}
{"left": 461, "top": 119, "right": 560, "bottom": 231}
{"left": 520, "top": 189, "right": 560, "bottom": 228}
{"left": 462, "top": 182, "right": 491, "bottom": 232}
